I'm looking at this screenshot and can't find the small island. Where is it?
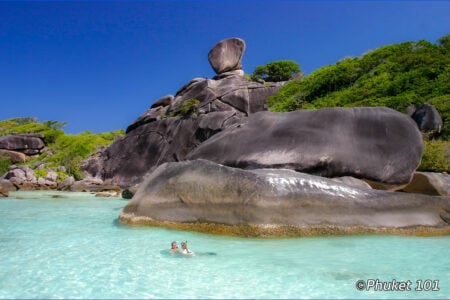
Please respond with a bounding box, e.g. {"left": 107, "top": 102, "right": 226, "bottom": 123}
{"left": 1, "top": 37, "right": 449, "bottom": 237}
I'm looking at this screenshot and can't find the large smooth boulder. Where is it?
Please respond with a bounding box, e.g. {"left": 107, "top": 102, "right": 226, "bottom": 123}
{"left": 120, "top": 160, "right": 450, "bottom": 237}
{"left": 0, "top": 134, "right": 45, "bottom": 155}
{"left": 208, "top": 38, "right": 245, "bottom": 75}
{"left": 187, "top": 107, "right": 423, "bottom": 185}
{"left": 403, "top": 172, "right": 450, "bottom": 196}
{"left": 411, "top": 103, "right": 443, "bottom": 135}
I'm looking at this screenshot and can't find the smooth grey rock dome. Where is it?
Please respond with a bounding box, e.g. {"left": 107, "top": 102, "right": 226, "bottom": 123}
{"left": 208, "top": 38, "right": 246, "bottom": 75}
{"left": 120, "top": 160, "right": 450, "bottom": 236}
{"left": 411, "top": 103, "right": 443, "bottom": 134}
{"left": 187, "top": 107, "right": 423, "bottom": 185}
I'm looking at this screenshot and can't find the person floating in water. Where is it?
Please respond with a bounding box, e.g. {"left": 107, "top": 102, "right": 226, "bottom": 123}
{"left": 169, "top": 241, "right": 179, "bottom": 254}
{"left": 181, "top": 241, "right": 195, "bottom": 256}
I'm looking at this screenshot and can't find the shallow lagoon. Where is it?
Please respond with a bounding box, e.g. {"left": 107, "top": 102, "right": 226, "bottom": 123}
{"left": 0, "top": 191, "right": 449, "bottom": 299}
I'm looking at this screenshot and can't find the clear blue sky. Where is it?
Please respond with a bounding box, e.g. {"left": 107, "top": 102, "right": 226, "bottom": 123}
{"left": 1, "top": 1, "right": 449, "bottom": 133}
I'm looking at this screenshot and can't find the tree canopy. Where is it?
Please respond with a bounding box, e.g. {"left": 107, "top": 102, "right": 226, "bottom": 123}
{"left": 266, "top": 35, "right": 450, "bottom": 141}
{"left": 252, "top": 60, "right": 301, "bottom": 82}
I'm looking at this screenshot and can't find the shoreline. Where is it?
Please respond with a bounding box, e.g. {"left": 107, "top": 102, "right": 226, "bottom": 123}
{"left": 119, "top": 212, "right": 450, "bottom": 238}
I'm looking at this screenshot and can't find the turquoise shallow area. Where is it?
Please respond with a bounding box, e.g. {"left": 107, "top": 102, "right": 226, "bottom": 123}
{"left": 0, "top": 191, "right": 449, "bottom": 299}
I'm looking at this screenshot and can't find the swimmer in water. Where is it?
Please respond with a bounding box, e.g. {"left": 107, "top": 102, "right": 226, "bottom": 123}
{"left": 169, "top": 241, "right": 180, "bottom": 254}
{"left": 181, "top": 241, "right": 194, "bottom": 256}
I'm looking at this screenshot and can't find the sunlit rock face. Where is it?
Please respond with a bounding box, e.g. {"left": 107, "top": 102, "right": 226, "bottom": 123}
{"left": 120, "top": 159, "right": 450, "bottom": 236}
{"left": 188, "top": 107, "right": 423, "bottom": 185}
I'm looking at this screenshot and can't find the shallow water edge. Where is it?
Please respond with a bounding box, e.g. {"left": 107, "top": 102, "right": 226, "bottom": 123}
{"left": 119, "top": 212, "right": 450, "bottom": 238}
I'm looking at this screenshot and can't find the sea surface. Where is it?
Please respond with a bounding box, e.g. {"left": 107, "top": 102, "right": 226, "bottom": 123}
{"left": 0, "top": 191, "right": 449, "bottom": 299}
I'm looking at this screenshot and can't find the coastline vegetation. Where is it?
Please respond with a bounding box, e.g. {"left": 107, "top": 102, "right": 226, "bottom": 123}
{"left": 264, "top": 34, "right": 450, "bottom": 172}
{"left": 0, "top": 118, "right": 124, "bottom": 180}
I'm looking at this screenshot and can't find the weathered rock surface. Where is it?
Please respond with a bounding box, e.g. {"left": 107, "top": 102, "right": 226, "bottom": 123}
{"left": 208, "top": 38, "right": 245, "bottom": 75}
{"left": 0, "top": 149, "right": 27, "bottom": 163}
{"left": 58, "top": 176, "right": 75, "bottom": 191}
{"left": 411, "top": 103, "right": 443, "bottom": 135}
{"left": 120, "top": 160, "right": 450, "bottom": 236}
{"left": 331, "top": 176, "right": 372, "bottom": 190}
{"left": 0, "top": 134, "right": 45, "bottom": 155}
{"left": 4, "top": 166, "right": 37, "bottom": 187}
{"left": 0, "top": 179, "right": 16, "bottom": 197}
{"left": 70, "top": 177, "right": 120, "bottom": 193}
{"left": 188, "top": 107, "right": 423, "bottom": 185}
{"left": 86, "top": 73, "right": 281, "bottom": 187}
{"left": 403, "top": 172, "right": 450, "bottom": 196}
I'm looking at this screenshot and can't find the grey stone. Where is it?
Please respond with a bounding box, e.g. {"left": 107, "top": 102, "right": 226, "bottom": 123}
{"left": 331, "top": 176, "right": 372, "bottom": 190}
{"left": 5, "top": 168, "right": 26, "bottom": 181}
{"left": 57, "top": 166, "right": 66, "bottom": 172}
{"left": 403, "top": 172, "right": 450, "bottom": 196}
{"left": 121, "top": 160, "right": 450, "bottom": 235}
{"left": 37, "top": 177, "right": 46, "bottom": 186}
{"left": 208, "top": 38, "right": 246, "bottom": 75}
{"left": 58, "top": 176, "right": 75, "bottom": 191}
{"left": 150, "top": 94, "right": 174, "bottom": 109}
{"left": 411, "top": 103, "right": 443, "bottom": 135}
{"left": 187, "top": 107, "right": 423, "bottom": 185}
{"left": 45, "top": 171, "right": 58, "bottom": 182}
{"left": 0, "top": 134, "right": 45, "bottom": 153}
{"left": 0, "top": 179, "right": 16, "bottom": 197}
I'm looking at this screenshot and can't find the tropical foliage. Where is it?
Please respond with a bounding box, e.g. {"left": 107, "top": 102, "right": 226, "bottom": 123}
{"left": 251, "top": 60, "right": 301, "bottom": 82}
{"left": 0, "top": 118, "right": 124, "bottom": 179}
{"left": 266, "top": 34, "right": 450, "bottom": 172}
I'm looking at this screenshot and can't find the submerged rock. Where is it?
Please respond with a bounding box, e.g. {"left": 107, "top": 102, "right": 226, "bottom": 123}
{"left": 120, "top": 160, "right": 450, "bottom": 237}
{"left": 188, "top": 107, "right": 423, "bottom": 185}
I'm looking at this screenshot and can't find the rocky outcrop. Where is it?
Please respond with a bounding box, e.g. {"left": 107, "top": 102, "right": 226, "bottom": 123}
{"left": 0, "top": 179, "right": 16, "bottom": 197}
{"left": 403, "top": 172, "right": 450, "bottom": 196}
{"left": 411, "top": 103, "right": 443, "bottom": 136}
{"left": 208, "top": 38, "right": 245, "bottom": 75}
{"left": 4, "top": 166, "right": 37, "bottom": 187}
{"left": 188, "top": 107, "right": 423, "bottom": 185}
{"left": 120, "top": 160, "right": 450, "bottom": 237}
{"left": 85, "top": 72, "right": 281, "bottom": 187}
{"left": 69, "top": 177, "right": 120, "bottom": 193}
{"left": 83, "top": 37, "right": 424, "bottom": 190}
{"left": 0, "top": 134, "right": 45, "bottom": 156}
{"left": 0, "top": 149, "right": 27, "bottom": 163}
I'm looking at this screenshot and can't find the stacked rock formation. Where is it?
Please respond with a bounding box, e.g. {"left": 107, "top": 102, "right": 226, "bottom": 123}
{"left": 77, "top": 37, "right": 450, "bottom": 235}
{"left": 84, "top": 37, "right": 425, "bottom": 190}
{"left": 120, "top": 160, "right": 450, "bottom": 236}
{"left": 0, "top": 134, "right": 46, "bottom": 163}
{"left": 84, "top": 38, "right": 283, "bottom": 187}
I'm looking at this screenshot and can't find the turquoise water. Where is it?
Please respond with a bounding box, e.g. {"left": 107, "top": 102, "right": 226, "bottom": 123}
{"left": 0, "top": 191, "right": 449, "bottom": 299}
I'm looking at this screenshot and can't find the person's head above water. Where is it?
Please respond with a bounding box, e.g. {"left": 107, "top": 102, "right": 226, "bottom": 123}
{"left": 181, "top": 241, "right": 188, "bottom": 249}
{"left": 171, "top": 241, "right": 178, "bottom": 249}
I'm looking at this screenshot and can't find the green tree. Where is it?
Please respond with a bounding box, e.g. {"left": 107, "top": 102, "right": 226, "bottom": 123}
{"left": 252, "top": 60, "right": 301, "bottom": 82}
{"left": 438, "top": 34, "right": 450, "bottom": 49}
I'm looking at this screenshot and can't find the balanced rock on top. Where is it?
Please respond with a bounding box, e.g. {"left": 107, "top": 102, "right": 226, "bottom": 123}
{"left": 208, "top": 38, "right": 246, "bottom": 75}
